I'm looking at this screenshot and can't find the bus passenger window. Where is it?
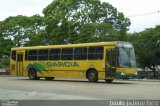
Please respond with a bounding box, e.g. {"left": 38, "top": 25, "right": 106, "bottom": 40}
{"left": 49, "top": 49, "right": 61, "bottom": 60}
{"left": 61, "top": 48, "right": 73, "bottom": 60}
{"left": 28, "top": 50, "right": 37, "bottom": 61}
{"left": 74, "top": 48, "right": 87, "bottom": 60}
{"left": 38, "top": 49, "right": 49, "bottom": 60}
{"left": 88, "top": 46, "right": 103, "bottom": 60}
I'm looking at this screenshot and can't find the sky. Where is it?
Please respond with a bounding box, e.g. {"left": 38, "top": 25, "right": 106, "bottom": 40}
{"left": 0, "top": 0, "right": 160, "bottom": 33}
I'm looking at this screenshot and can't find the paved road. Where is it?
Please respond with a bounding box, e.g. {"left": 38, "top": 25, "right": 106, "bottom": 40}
{"left": 0, "top": 76, "right": 160, "bottom": 100}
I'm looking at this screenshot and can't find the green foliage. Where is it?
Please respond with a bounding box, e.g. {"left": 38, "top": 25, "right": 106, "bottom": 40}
{"left": 0, "top": 0, "right": 130, "bottom": 54}
{"left": 1, "top": 0, "right": 159, "bottom": 71}
{"left": 0, "top": 15, "right": 45, "bottom": 66}
{"left": 0, "top": 37, "right": 13, "bottom": 55}
{"left": 43, "top": 0, "right": 130, "bottom": 44}
{"left": 0, "top": 15, "right": 45, "bottom": 47}
{"left": 0, "top": 56, "right": 9, "bottom": 67}
{"left": 128, "top": 25, "right": 160, "bottom": 71}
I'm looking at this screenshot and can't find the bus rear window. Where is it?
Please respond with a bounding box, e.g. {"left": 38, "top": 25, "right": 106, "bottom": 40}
{"left": 11, "top": 51, "right": 16, "bottom": 61}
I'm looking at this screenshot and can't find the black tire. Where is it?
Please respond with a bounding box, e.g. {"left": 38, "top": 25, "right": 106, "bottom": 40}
{"left": 87, "top": 70, "right": 98, "bottom": 82}
{"left": 105, "top": 79, "right": 113, "bottom": 83}
{"left": 28, "top": 69, "right": 40, "bottom": 80}
{"left": 45, "top": 77, "right": 55, "bottom": 81}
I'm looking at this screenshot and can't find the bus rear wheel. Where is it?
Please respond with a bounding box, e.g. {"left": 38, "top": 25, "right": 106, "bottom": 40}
{"left": 28, "top": 69, "right": 40, "bottom": 80}
{"left": 87, "top": 70, "right": 98, "bottom": 82}
{"left": 45, "top": 77, "right": 55, "bottom": 81}
{"left": 105, "top": 79, "right": 113, "bottom": 83}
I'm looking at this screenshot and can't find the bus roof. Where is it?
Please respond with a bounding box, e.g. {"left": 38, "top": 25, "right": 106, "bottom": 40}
{"left": 11, "top": 41, "right": 120, "bottom": 50}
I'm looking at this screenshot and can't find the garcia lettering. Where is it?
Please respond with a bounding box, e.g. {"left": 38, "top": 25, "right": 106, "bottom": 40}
{"left": 47, "top": 62, "right": 79, "bottom": 67}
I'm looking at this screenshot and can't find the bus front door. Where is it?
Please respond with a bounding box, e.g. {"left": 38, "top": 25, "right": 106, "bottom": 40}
{"left": 106, "top": 49, "right": 117, "bottom": 78}
{"left": 16, "top": 52, "right": 24, "bottom": 76}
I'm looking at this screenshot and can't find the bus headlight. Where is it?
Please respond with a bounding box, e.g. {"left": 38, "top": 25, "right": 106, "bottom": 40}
{"left": 121, "top": 72, "right": 126, "bottom": 75}
{"left": 135, "top": 72, "right": 137, "bottom": 75}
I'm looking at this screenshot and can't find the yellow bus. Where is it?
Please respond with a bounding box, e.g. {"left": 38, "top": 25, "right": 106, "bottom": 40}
{"left": 10, "top": 41, "right": 137, "bottom": 82}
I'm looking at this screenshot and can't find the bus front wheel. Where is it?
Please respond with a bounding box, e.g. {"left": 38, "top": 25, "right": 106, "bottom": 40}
{"left": 28, "top": 69, "right": 40, "bottom": 80}
{"left": 87, "top": 70, "right": 98, "bottom": 82}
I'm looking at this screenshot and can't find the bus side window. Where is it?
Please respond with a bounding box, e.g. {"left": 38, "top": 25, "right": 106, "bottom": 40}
{"left": 11, "top": 51, "right": 16, "bottom": 61}
{"left": 28, "top": 50, "right": 37, "bottom": 61}
{"left": 74, "top": 48, "right": 87, "bottom": 60}
{"left": 61, "top": 48, "right": 73, "bottom": 60}
{"left": 38, "top": 49, "right": 49, "bottom": 60}
{"left": 49, "top": 49, "right": 61, "bottom": 60}
{"left": 88, "top": 46, "right": 103, "bottom": 60}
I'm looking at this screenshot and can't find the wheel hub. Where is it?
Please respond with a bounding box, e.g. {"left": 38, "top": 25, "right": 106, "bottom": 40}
{"left": 89, "top": 73, "right": 95, "bottom": 79}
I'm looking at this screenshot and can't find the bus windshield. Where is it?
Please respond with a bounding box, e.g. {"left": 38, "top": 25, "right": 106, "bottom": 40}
{"left": 118, "top": 47, "right": 137, "bottom": 68}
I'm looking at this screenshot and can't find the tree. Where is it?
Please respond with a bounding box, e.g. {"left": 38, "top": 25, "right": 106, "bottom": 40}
{"left": 0, "top": 15, "right": 46, "bottom": 66}
{"left": 43, "top": 0, "right": 130, "bottom": 44}
{"left": 0, "top": 15, "right": 45, "bottom": 47}
{"left": 128, "top": 25, "right": 160, "bottom": 78}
